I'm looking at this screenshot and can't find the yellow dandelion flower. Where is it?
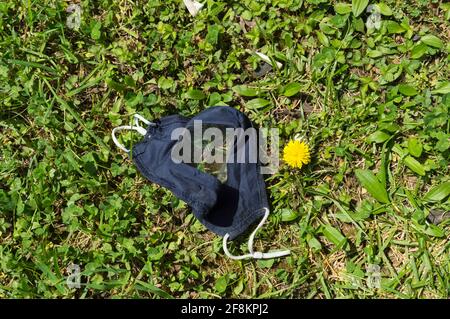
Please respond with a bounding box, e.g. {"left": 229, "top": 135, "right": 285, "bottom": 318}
{"left": 283, "top": 140, "right": 311, "bottom": 169}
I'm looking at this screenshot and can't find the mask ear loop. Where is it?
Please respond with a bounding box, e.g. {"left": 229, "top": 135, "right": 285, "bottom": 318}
{"left": 112, "top": 114, "right": 153, "bottom": 153}
{"left": 222, "top": 207, "right": 291, "bottom": 260}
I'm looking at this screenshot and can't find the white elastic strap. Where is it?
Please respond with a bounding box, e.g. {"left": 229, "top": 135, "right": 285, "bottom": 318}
{"left": 111, "top": 114, "right": 150, "bottom": 153}
{"left": 222, "top": 207, "right": 291, "bottom": 260}
{"left": 183, "top": 0, "right": 203, "bottom": 16}
{"left": 134, "top": 114, "right": 151, "bottom": 131}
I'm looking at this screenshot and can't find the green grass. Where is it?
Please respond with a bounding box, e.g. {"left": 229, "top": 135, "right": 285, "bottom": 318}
{"left": 0, "top": 0, "right": 449, "bottom": 298}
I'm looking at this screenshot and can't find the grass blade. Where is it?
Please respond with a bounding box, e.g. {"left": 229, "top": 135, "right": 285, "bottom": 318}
{"left": 355, "top": 169, "right": 390, "bottom": 204}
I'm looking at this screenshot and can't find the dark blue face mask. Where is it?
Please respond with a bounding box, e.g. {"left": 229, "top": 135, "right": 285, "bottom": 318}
{"left": 112, "top": 106, "right": 290, "bottom": 259}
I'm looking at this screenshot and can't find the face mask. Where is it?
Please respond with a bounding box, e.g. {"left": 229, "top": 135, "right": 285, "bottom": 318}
{"left": 112, "top": 106, "right": 290, "bottom": 260}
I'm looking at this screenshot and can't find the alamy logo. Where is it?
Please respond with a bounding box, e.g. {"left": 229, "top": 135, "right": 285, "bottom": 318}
{"left": 66, "top": 4, "right": 82, "bottom": 30}
{"left": 66, "top": 263, "right": 81, "bottom": 289}
{"left": 366, "top": 264, "right": 381, "bottom": 289}
{"left": 366, "top": 5, "right": 382, "bottom": 30}
{"left": 170, "top": 120, "right": 279, "bottom": 175}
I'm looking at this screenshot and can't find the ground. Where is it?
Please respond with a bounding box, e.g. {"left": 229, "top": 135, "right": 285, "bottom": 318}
{"left": 0, "top": 0, "right": 449, "bottom": 298}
